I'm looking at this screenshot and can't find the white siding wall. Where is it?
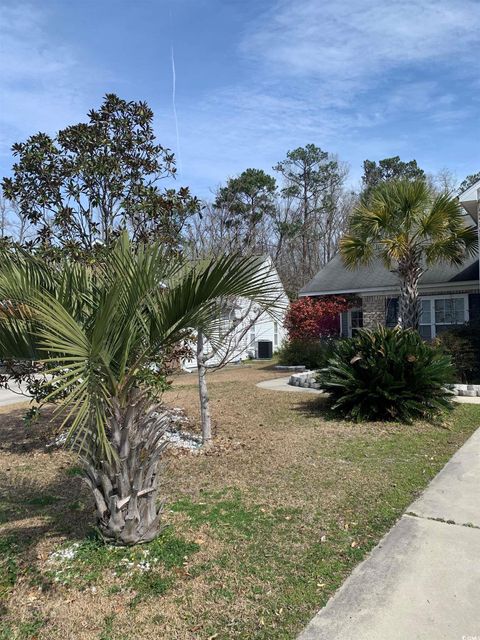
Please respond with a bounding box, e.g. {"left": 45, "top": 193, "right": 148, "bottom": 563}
{"left": 182, "top": 257, "right": 288, "bottom": 370}
{"left": 246, "top": 309, "right": 288, "bottom": 359}
{"left": 182, "top": 305, "right": 287, "bottom": 370}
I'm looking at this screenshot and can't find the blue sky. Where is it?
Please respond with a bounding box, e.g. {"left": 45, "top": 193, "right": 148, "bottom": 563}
{"left": 0, "top": 0, "right": 479, "bottom": 198}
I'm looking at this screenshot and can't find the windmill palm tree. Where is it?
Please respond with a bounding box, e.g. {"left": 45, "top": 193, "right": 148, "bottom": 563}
{"left": 340, "top": 180, "right": 478, "bottom": 330}
{"left": 0, "top": 234, "right": 280, "bottom": 545}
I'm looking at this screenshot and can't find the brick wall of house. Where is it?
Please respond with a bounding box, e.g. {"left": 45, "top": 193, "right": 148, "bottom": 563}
{"left": 361, "top": 295, "right": 386, "bottom": 329}
{"left": 360, "top": 290, "right": 480, "bottom": 330}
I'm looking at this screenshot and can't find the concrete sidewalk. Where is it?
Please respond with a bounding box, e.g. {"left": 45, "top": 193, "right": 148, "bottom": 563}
{"left": 297, "top": 428, "right": 480, "bottom": 640}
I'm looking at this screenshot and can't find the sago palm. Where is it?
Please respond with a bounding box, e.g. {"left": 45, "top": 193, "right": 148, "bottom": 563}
{"left": 0, "top": 234, "right": 280, "bottom": 545}
{"left": 340, "top": 180, "right": 478, "bottom": 329}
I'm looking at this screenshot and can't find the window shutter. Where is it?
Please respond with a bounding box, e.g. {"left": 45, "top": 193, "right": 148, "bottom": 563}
{"left": 341, "top": 312, "right": 349, "bottom": 337}
{"left": 385, "top": 298, "right": 399, "bottom": 327}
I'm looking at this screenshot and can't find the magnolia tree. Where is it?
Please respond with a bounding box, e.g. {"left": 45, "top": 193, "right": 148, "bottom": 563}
{"left": 2, "top": 94, "right": 198, "bottom": 258}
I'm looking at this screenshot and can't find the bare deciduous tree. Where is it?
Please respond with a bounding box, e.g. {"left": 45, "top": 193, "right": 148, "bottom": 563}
{"left": 193, "top": 288, "right": 285, "bottom": 444}
{"left": 186, "top": 148, "right": 355, "bottom": 297}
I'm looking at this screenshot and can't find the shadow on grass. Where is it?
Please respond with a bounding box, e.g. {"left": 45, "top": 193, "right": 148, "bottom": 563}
{"left": 0, "top": 404, "right": 65, "bottom": 455}
{"left": 0, "top": 465, "right": 90, "bottom": 534}
{"left": 291, "top": 391, "right": 456, "bottom": 431}
{"left": 291, "top": 393, "right": 341, "bottom": 422}
{"left": 253, "top": 361, "right": 281, "bottom": 371}
{"left": 0, "top": 405, "right": 94, "bottom": 613}
{"left": 0, "top": 404, "right": 91, "bottom": 533}
{"left": 0, "top": 464, "right": 92, "bottom": 616}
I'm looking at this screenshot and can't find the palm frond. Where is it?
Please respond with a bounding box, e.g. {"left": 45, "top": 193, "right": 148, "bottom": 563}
{"left": 339, "top": 235, "right": 374, "bottom": 269}
{"left": 418, "top": 193, "right": 455, "bottom": 239}
{"left": 0, "top": 233, "right": 284, "bottom": 460}
{"left": 342, "top": 179, "right": 478, "bottom": 276}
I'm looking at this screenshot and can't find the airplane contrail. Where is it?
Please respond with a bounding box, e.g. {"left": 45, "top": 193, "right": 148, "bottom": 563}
{"left": 171, "top": 42, "right": 183, "bottom": 177}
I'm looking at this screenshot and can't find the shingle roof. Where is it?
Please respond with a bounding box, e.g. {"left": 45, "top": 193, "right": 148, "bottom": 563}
{"left": 299, "top": 253, "right": 479, "bottom": 296}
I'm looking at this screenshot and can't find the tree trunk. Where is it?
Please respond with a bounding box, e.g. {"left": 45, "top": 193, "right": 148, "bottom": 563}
{"left": 397, "top": 258, "right": 423, "bottom": 331}
{"left": 196, "top": 331, "right": 212, "bottom": 445}
{"left": 81, "top": 388, "right": 169, "bottom": 546}
{"left": 302, "top": 178, "right": 309, "bottom": 284}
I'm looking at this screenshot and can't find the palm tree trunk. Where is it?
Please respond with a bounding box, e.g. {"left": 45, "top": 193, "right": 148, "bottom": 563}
{"left": 397, "top": 258, "right": 423, "bottom": 331}
{"left": 81, "top": 388, "right": 168, "bottom": 546}
{"left": 196, "top": 331, "right": 212, "bottom": 445}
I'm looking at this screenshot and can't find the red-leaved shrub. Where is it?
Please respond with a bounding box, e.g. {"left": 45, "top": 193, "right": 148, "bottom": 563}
{"left": 284, "top": 296, "right": 350, "bottom": 341}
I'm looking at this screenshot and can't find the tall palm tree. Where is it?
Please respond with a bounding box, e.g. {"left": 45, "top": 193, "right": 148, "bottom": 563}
{"left": 0, "top": 234, "right": 280, "bottom": 545}
{"left": 340, "top": 180, "right": 478, "bottom": 330}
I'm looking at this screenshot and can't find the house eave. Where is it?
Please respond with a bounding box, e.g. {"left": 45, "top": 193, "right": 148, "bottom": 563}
{"left": 299, "top": 280, "right": 480, "bottom": 298}
{"left": 461, "top": 200, "right": 479, "bottom": 221}
{"left": 458, "top": 178, "right": 480, "bottom": 221}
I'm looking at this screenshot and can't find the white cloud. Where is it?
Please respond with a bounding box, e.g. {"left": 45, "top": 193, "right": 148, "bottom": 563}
{"left": 0, "top": 3, "right": 104, "bottom": 157}
{"left": 172, "top": 0, "right": 480, "bottom": 194}
{"left": 156, "top": 84, "right": 383, "bottom": 197}
{"left": 243, "top": 0, "right": 480, "bottom": 87}
{"left": 1, "top": 0, "right": 477, "bottom": 195}
{"left": 0, "top": 4, "right": 72, "bottom": 81}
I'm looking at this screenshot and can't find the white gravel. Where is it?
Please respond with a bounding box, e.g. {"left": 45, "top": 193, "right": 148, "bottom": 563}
{"left": 48, "top": 542, "right": 81, "bottom": 563}
{"left": 46, "top": 406, "right": 203, "bottom": 451}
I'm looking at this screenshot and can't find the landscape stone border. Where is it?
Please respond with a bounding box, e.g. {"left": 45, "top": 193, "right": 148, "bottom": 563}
{"left": 288, "top": 370, "right": 480, "bottom": 397}
{"left": 288, "top": 370, "right": 321, "bottom": 390}
{"left": 274, "top": 365, "right": 306, "bottom": 372}
{"left": 454, "top": 384, "right": 480, "bottom": 397}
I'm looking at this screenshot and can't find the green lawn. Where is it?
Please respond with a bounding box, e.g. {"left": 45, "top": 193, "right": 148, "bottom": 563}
{"left": 1, "top": 363, "right": 479, "bottom": 639}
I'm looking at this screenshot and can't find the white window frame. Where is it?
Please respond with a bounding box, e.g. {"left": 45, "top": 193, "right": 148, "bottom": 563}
{"left": 273, "top": 321, "right": 278, "bottom": 347}
{"left": 419, "top": 294, "right": 469, "bottom": 339}
{"left": 340, "top": 308, "right": 363, "bottom": 337}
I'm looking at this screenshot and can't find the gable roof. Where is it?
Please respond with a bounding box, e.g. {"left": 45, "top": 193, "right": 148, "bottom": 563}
{"left": 301, "top": 182, "right": 480, "bottom": 297}
{"left": 299, "top": 253, "right": 479, "bottom": 296}
{"left": 459, "top": 178, "right": 480, "bottom": 221}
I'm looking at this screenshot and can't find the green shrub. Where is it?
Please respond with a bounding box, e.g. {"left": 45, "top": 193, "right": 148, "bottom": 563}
{"left": 319, "top": 327, "right": 454, "bottom": 422}
{"left": 434, "top": 321, "right": 480, "bottom": 383}
{"left": 276, "top": 338, "right": 335, "bottom": 370}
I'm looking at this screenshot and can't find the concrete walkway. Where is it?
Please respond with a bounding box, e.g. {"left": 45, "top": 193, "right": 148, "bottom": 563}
{"left": 257, "top": 376, "right": 323, "bottom": 394}
{"left": 0, "top": 381, "right": 32, "bottom": 407}
{"left": 257, "top": 376, "right": 480, "bottom": 404}
{"left": 297, "top": 428, "right": 480, "bottom": 640}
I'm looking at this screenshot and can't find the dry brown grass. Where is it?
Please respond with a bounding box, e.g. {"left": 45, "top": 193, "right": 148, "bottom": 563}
{"left": 1, "top": 362, "right": 479, "bottom": 640}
